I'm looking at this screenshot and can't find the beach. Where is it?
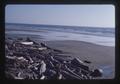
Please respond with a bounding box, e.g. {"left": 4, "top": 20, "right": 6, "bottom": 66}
{"left": 45, "top": 40, "right": 115, "bottom": 79}
{"left": 5, "top": 23, "right": 115, "bottom": 79}
{"left": 5, "top": 36, "right": 115, "bottom": 79}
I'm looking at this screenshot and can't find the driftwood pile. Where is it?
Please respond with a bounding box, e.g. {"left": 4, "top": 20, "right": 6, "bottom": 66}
{"left": 5, "top": 37, "right": 103, "bottom": 79}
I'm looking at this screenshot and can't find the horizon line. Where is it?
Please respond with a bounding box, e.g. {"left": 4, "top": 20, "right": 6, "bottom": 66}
{"left": 5, "top": 22, "right": 114, "bottom": 28}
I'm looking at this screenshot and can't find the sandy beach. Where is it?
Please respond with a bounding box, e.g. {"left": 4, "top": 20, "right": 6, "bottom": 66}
{"left": 45, "top": 40, "right": 115, "bottom": 79}
{"left": 5, "top": 32, "right": 115, "bottom": 79}
{"left": 5, "top": 32, "right": 115, "bottom": 78}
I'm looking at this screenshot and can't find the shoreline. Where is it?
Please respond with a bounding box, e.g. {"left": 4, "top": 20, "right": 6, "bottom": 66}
{"left": 5, "top": 27, "right": 115, "bottom": 47}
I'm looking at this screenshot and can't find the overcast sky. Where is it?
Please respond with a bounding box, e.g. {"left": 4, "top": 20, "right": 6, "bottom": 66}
{"left": 5, "top": 5, "right": 115, "bottom": 28}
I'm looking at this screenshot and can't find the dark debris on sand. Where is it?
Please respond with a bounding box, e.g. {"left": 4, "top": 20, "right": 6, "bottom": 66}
{"left": 5, "top": 37, "right": 103, "bottom": 80}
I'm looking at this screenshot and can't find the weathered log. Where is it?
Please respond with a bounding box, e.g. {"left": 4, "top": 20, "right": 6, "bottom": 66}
{"left": 61, "top": 70, "right": 82, "bottom": 79}
{"left": 84, "top": 60, "right": 91, "bottom": 64}
{"left": 71, "top": 58, "right": 89, "bottom": 71}
{"left": 20, "top": 42, "right": 33, "bottom": 45}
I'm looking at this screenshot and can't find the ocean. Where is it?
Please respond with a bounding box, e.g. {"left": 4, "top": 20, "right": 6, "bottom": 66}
{"left": 5, "top": 23, "right": 115, "bottom": 47}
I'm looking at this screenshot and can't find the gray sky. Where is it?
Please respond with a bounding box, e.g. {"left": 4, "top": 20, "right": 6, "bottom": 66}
{"left": 5, "top": 5, "right": 115, "bottom": 28}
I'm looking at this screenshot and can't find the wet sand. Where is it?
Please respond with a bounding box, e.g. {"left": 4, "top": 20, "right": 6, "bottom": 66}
{"left": 45, "top": 40, "right": 115, "bottom": 79}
